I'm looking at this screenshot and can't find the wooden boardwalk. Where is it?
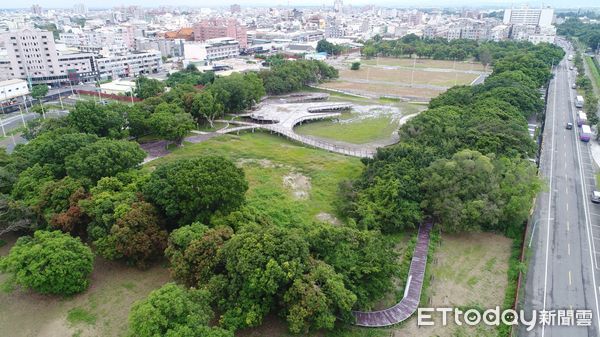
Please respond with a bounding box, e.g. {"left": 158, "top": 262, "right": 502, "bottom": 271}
{"left": 352, "top": 221, "right": 433, "bottom": 327}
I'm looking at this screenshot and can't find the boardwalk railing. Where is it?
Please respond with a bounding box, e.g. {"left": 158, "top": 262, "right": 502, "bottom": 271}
{"left": 352, "top": 221, "right": 433, "bottom": 327}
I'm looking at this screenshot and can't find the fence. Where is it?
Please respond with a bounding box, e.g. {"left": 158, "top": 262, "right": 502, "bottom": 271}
{"left": 75, "top": 90, "right": 142, "bottom": 103}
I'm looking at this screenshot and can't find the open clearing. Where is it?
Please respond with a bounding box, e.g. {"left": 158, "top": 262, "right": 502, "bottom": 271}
{"left": 294, "top": 102, "right": 421, "bottom": 144}
{"left": 388, "top": 232, "right": 512, "bottom": 337}
{"left": 362, "top": 57, "right": 486, "bottom": 72}
{"left": 321, "top": 57, "right": 485, "bottom": 100}
{"left": 338, "top": 67, "right": 479, "bottom": 87}
{"left": 149, "top": 132, "right": 364, "bottom": 226}
{"left": 320, "top": 80, "right": 444, "bottom": 99}
{"left": 0, "top": 234, "right": 170, "bottom": 337}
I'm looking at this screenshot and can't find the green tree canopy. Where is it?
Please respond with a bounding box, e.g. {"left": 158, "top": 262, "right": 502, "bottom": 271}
{"left": 144, "top": 157, "right": 248, "bottom": 225}
{"left": 65, "top": 139, "right": 146, "bottom": 184}
{"left": 0, "top": 230, "right": 93, "bottom": 295}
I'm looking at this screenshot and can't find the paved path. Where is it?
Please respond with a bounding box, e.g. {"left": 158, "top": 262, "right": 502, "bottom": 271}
{"left": 352, "top": 221, "right": 433, "bottom": 327}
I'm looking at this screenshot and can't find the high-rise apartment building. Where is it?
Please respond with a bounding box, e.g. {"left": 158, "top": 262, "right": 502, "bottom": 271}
{"left": 0, "top": 29, "right": 98, "bottom": 85}
{"left": 503, "top": 7, "right": 554, "bottom": 27}
{"left": 192, "top": 18, "right": 247, "bottom": 48}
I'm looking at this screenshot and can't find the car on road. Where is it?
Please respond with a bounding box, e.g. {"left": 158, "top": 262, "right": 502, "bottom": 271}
{"left": 566, "top": 122, "right": 573, "bottom": 130}
{"left": 592, "top": 191, "right": 600, "bottom": 204}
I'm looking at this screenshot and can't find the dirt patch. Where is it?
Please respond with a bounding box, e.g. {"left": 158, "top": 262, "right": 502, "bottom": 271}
{"left": 282, "top": 172, "right": 311, "bottom": 200}
{"left": 390, "top": 232, "right": 512, "bottom": 337}
{"left": 315, "top": 212, "right": 341, "bottom": 225}
{"left": 237, "top": 158, "right": 280, "bottom": 168}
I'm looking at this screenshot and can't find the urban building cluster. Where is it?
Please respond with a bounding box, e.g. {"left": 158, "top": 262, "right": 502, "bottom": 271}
{"left": 0, "top": 3, "right": 557, "bottom": 90}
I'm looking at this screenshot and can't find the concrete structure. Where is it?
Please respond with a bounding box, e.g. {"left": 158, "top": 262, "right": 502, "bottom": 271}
{"left": 183, "top": 38, "right": 240, "bottom": 65}
{"left": 0, "top": 29, "right": 99, "bottom": 85}
{"left": 99, "top": 79, "right": 135, "bottom": 95}
{"left": 192, "top": 18, "right": 247, "bottom": 48}
{"left": 503, "top": 7, "right": 554, "bottom": 27}
{"left": 96, "top": 51, "right": 161, "bottom": 80}
{"left": 0, "top": 79, "right": 29, "bottom": 101}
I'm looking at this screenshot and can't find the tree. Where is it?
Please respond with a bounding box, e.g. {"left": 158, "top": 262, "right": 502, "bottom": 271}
{"left": 352, "top": 143, "right": 436, "bottom": 233}
{"left": 307, "top": 223, "right": 398, "bottom": 308}
{"left": 65, "top": 139, "right": 146, "bottom": 183}
{"left": 165, "top": 223, "right": 233, "bottom": 287}
{"left": 0, "top": 230, "right": 94, "bottom": 295}
{"left": 350, "top": 62, "right": 361, "bottom": 70}
{"left": 11, "top": 163, "right": 54, "bottom": 207}
{"left": 12, "top": 131, "right": 98, "bottom": 178}
{"left": 283, "top": 259, "right": 356, "bottom": 333}
{"left": 421, "top": 150, "right": 502, "bottom": 232}
{"left": 191, "top": 91, "right": 225, "bottom": 127}
{"left": 216, "top": 224, "right": 310, "bottom": 329}
{"left": 68, "top": 101, "right": 128, "bottom": 138}
{"left": 30, "top": 84, "right": 49, "bottom": 116}
{"left": 37, "top": 176, "right": 85, "bottom": 224}
{"left": 0, "top": 195, "right": 35, "bottom": 236}
{"left": 98, "top": 201, "right": 168, "bottom": 268}
{"left": 148, "top": 112, "right": 195, "bottom": 146}
{"left": 129, "top": 283, "right": 232, "bottom": 337}
{"left": 134, "top": 76, "right": 166, "bottom": 99}
{"left": 144, "top": 157, "right": 248, "bottom": 225}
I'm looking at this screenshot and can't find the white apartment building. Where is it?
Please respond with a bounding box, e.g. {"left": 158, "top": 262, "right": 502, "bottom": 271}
{"left": 0, "top": 79, "right": 29, "bottom": 101}
{"left": 95, "top": 50, "right": 162, "bottom": 80}
{"left": 503, "top": 7, "right": 554, "bottom": 27}
{"left": 0, "top": 29, "right": 98, "bottom": 85}
{"left": 183, "top": 38, "right": 240, "bottom": 64}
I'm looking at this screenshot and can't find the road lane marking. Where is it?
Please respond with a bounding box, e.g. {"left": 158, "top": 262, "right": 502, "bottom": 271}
{"left": 566, "top": 203, "right": 569, "bottom": 212}
{"left": 541, "top": 59, "right": 559, "bottom": 337}
{"left": 569, "top": 271, "right": 572, "bottom": 285}
{"left": 566, "top": 59, "right": 600, "bottom": 335}
{"left": 568, "top": 243, "right": 571, "bottom": 256}
{"left": 567, "top": 220, "right": 570, "bottom": 231}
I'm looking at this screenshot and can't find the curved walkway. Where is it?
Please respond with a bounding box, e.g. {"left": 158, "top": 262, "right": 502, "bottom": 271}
{"left": 352, "top": 221, "right": 433, "bottom": 327}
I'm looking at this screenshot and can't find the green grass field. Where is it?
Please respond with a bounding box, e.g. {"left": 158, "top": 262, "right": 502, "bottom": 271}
{"left": 149, "top": 132, "right": 364, "bottom": 226}
{"left": 585, "top": 56, "right": 600, "bottom": 90}
{"left": 294, "top": 113, "right": 397, "bottom": 144}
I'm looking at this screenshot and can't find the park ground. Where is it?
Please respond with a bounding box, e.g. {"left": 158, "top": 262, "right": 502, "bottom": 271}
{"left": 319, "top": 57, "right": 485, "bottom": 100}
{"left": 0, "top": 128, "right": 512, "bottom": 337}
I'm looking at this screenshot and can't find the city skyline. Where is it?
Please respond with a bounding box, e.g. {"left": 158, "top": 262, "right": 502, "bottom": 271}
{"left": 3, "top": 0, "right": 600, "bottom": 10}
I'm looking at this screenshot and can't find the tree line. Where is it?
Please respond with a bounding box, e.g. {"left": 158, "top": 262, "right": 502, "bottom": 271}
{"left": 557, "top": 17, "right": 600, "bottom": 52}
{"left": 341, "top": 40, "right": 564, "bottom": 237}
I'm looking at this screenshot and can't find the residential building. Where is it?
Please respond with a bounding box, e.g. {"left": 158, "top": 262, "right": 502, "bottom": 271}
{"left": 0, "top": 79, "right": 29, "bottom": 101}
{"left": 184, "top": 37, "right": 240, "bottom": 65}
{"left": 503, "top": 7, "right": 554, "bottom": 27}
{"left": 192, "top": 18, "right": 247, "bottom": 48}
{"left": 96, "top": 50, "right": 161, "bottom": 80}
{"left": 0, "top": 29, "right": 98, "bottom": 85}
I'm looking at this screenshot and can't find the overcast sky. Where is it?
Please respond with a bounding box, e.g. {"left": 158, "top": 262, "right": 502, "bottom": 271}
{"left": 4, "top": 0, "right": 600, "bottom": 9}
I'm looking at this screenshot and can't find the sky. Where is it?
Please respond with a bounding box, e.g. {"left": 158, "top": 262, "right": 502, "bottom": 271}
{"left": 5, "top": 0, "right": 600, "bottom": 9}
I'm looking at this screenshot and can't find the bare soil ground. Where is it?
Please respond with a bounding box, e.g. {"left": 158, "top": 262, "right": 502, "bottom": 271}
{"left": 338, "top": 67, "right": 479, "bottom": 87}
{"left": 0, "top": 234, "right": 170, "bottom": 337}
{"left": 320, "top": 81, "right": 443, "bottom": 99}
{"left": 361, "top": 57, "right": 486, "bottom": 72}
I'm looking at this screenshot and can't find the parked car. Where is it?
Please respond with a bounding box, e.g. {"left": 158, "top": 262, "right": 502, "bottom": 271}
{"left": 566, "top": 122, "right": 573, "bottom": 130}
{"left": 572, "top": 83, "right": 577, "bottom": 89}
{"left": 592, "top": 191, "right": 600, "bottom": 204}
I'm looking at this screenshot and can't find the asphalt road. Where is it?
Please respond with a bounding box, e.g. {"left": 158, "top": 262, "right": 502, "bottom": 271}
{"left": 522, "top": 39, "right": 600, "bottom": 336}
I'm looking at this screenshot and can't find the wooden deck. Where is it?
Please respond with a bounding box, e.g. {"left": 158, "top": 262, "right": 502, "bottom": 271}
{"left": 352, "top": 221, "right": 433, "bottom": 327}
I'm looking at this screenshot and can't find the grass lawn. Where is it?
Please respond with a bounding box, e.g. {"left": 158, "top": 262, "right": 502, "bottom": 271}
{"left": 148, "top": 132, "right": 364, "bottom": 226}
{"left": 196, "top": 121, "right": 228, "bottom": 132}
{"left": 389, "top": 232, "right": 512, "bottom": 337}
{"left": 294, "top": 112, "right": 398, "bottom": 144}
{"left": 361, "top": 57, "right": 486, "bottom": 71}
{"left": 585, "top": 56, "right": 600, "bottom": 90}
{"left": 0, "top": 233, "right": 170, "bottom": 337}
